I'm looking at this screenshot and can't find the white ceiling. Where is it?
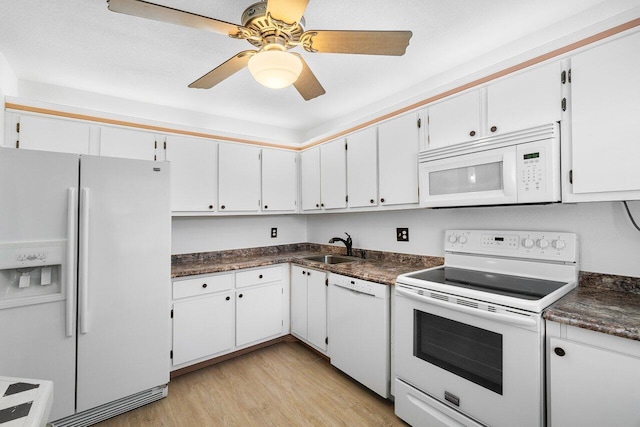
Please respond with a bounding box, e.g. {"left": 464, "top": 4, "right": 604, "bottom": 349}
{"left": 0, "top": 0, "right": 637, "bottom": 143}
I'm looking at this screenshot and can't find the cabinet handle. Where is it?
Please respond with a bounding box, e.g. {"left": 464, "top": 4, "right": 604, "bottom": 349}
{"left": 380, "top": 198, "right": 385, "bottom": 203}
{"left": 202, "top": 283, "right": 207, "bottom": 288}
{"left": 264, "top": 205, "right": 268, "bottom": 209}
{"left": 321, "top": 203, "right": 324, "bottom": 207}
{"left": 307, "top": 271, "right": 311, "bottom": 276}
{"left": 208, "top": 205, "right": 213, "bottom": 210}
{"left": 490, "top": 126, "right": 498, "bottom": 133}
{"left": 302, "top": 271, "right": 306, "bottom": 275}
{"left": 221, "top": 205, "right": 226, "bottom": 210}
{"left": 554, "top": 347, "right": 566, "bottom": 357}
{"left": 370, "top": 199, "right": 375, "bottom": 204}
{"left": 315, "top": 203, "right": 319, "bottom": 208}
{"left": 469, "top": 130, "right": 476, "bottom": 137}
{"left": 225, "top": 296, "right": 230, "bottom": 301}
{"left": 259, "top": 274, "right": 263, "bottom": 279}
{"left": 238, "top": 293, "right": 243, "bottom": 298}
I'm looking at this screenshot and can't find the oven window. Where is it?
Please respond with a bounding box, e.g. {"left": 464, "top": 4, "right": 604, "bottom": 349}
{"left": 429, "top": 162, "right": 503, "bottom": 195}
{"left": 414, "top": 310, "right": 503, "bottom": 394}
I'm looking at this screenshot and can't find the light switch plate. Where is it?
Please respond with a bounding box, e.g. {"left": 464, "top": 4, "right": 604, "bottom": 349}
{"left": 397, "top": 228, "right": 409, "bottom": 242}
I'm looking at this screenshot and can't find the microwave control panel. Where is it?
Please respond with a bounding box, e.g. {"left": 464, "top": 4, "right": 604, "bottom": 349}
{"left": 516, "top": 139, "right": 561, "bottom": 203}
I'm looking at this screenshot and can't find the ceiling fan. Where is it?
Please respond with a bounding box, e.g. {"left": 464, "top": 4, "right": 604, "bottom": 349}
{"left": 107, "top": 0, "right": 413, "bottom": 100}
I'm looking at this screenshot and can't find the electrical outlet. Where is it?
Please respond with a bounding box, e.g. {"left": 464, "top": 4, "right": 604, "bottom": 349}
{"left": 271, "top": 227, "right": 278, "bottom": 238}
{"left": 397, "top": 228, "right": 409, "bottom": 242}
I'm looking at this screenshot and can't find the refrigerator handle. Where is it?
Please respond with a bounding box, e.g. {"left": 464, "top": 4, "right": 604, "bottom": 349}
{"left": 79, "top": 187, "right": 90, "bottom": 335}
{"left": 66, "top": 188, "right": 77, "bottom": 338}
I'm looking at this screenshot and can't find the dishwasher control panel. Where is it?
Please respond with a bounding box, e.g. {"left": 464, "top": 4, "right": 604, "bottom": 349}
{"left": 330, "top": 274, "right": 388, "bottom": 298}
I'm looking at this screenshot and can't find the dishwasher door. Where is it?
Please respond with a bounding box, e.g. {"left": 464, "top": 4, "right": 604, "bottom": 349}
{"left": 328, "top": 275, "right": 390, "bottom": 398}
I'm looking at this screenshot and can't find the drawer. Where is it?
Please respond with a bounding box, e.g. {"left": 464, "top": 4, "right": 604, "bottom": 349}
{"left": 236, "top": 265, "right": 282, "bottom": 288}
{"left": 173, "top": 273, "right": 234, "bottom": 299}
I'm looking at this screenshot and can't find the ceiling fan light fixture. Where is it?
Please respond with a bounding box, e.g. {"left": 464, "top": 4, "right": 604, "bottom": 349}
{"left": 248, "top": 48, "right": 303, "bottom": 89}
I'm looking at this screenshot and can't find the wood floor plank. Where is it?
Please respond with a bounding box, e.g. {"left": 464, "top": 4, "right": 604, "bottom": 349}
{"left": 95, "top": 341, "right": 407, "bottom": 426}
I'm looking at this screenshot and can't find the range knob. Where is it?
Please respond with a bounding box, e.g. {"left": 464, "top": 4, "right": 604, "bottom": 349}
{"left": 448, "top": 234, "right": 458, "bottom": 243}
{"left": 552, "top": 239, "right": 566, "bottom": 250}
{"left": 458, "top": 235, "right": 468, "bottom": 244}
{"left": 522, "top": 238, "right": 535, "bottom": 249}
{"left": 537, "top": 238, "right": 549, "bottom": 249}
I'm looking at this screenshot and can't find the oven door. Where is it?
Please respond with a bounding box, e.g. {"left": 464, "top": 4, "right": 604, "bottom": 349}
{"left": 419, "top": 145, "right": 517, "bottom": 208}
{"left": 394, "top": 284, "right": 544, "bottom": 427}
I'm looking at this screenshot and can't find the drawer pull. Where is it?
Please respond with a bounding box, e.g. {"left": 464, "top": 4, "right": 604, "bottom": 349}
{"left": 554, "top": 347, "right": 566, "bottom": 357}
{"left": 225, "top": 296, "right": 230, "bottom": 301}
{"left": 238, "top": 293, "right": 243, "bottom": 298}
{"left": 259, "top": 274, "right": 263, "bottom": 279}
{"left": 202, "top": 283, "right": 207, "bottom": 288}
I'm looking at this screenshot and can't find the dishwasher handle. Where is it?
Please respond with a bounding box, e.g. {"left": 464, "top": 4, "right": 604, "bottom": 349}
{"left": 331, "top": 280, "right": 382, "bottom": 298}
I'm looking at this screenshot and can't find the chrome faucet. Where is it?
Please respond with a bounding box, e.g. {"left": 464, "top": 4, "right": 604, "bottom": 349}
{"left": 329, "top": 232, "right": 353, "bottom": 256}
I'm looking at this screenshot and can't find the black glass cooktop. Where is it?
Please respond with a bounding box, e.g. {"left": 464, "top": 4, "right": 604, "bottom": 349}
{"left": 405, "top": 266, "right": 567, "bottom": 300}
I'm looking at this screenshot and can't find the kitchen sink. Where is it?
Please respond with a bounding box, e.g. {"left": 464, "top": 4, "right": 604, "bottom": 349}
{"left": 303, "top": 254, "right": 361, "bottom": 264}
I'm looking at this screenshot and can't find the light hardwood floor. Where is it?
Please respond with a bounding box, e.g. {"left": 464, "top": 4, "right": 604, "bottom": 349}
{"left": 96, "top": 341, "right": 407, "bottom": 426}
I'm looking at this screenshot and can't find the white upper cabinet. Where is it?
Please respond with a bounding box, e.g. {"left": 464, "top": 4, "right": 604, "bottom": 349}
{"left": 99, "top": 126, "right": 157, "bottom": 161}
{"left": 165, "top": 135, "right": 217, "bottom": 213}
{"left": 347, "top": 127, "right": 378, "bottom": 208}
{"left": 301, "top": 147, "right": 321, "bottom": 211}
{"left": 15, "top": 114, "right": 91, "bottom": 154}
{"left": 378, "top": 112, "right": 420, "bottom": 206}
{"left": 218, "top": 143, "right": 261, "bottom": 212}
{"left": 427, "top": 61, "right": 561, "bottom": 149}
{"left": 487, "top": 61, "right": 562, "bottom": 136}
{"left": 261, "top": 148, "right": 297, "bottom": 212}
{"left": 320, "top": 138, "right": 347, "bottom": 209}
{"left": 428, "top": 90, "right": 481, "bottom": 149}
{"left": 565, "top": 30, "right": 640, "bottom": 201}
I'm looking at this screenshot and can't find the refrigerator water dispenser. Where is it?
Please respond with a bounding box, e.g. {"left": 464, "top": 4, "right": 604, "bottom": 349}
{"left": 0, "top": 241, "right": 66, "bottom": 309}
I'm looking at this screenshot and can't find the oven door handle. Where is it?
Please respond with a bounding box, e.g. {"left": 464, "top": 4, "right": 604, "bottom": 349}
{"left": 396, "top": 286, "right": 537, "bottom": 327}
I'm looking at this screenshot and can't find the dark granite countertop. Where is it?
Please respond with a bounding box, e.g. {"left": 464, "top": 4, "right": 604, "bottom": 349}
{"left": 172, "top": 243, "right": 443, "bottom": 286}
{"left": 543, "top": 272, "right": 640, "bottom": 341}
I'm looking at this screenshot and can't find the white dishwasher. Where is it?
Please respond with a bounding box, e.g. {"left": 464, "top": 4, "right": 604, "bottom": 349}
{"left": 328, "top": 273, "right": 390, "bottom": 398}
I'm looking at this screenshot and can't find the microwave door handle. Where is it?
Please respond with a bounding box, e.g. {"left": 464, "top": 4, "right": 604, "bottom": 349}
{"left": 395, "top": 286, "right": 536, "bottom": 327}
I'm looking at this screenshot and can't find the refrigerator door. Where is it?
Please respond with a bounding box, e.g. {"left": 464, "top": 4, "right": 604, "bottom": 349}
{"left": 76, "top": 155, "right": 171, "bottom": 412}
{"left": 0, "top": 148, "right": 78, "bottom": 421}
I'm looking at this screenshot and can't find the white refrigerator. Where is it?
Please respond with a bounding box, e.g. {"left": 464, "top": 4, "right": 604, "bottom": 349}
{"left": 0, "top": 148, "right": 171, "bottom": 424}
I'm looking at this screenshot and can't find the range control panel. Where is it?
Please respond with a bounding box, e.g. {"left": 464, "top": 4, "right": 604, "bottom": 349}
{"left": 445, "top": 229, "right": 578, "bottom": 263}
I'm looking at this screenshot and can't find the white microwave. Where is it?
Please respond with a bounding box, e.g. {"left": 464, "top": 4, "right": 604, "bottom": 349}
{"left": 419, "top": 123, "right": 561, "bottom": 208}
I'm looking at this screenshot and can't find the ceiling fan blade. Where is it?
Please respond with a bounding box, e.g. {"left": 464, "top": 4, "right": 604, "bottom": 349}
{"left": 266, "top": 0, "right": 309, "bottom": 25}
{"left": 301, "top": 30, "right": 412, "bottom": 56}
{"left": 292, "top": 54, "right": 325, "bottom": 101}
{"left": 189, "top": 51, "right": 256, "bottom": 89}
{"left": 107, "top": 0, "right": 242, "bottom": 36}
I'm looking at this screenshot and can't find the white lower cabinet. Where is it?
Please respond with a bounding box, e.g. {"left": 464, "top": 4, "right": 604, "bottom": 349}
{"left": 236, "top": 282, "right": 283, "bottom": 347}
{"left": 290, "top": 265, "right": 327, "bottom": 353}
{"left": 547, "top": 322, "right": 640, "bottom": 426}
{"left": 171, "top": 265, "right": 289, "bottom": 370}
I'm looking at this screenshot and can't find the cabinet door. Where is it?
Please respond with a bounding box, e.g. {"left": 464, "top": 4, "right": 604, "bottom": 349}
{"left": 172, "top": 293, "right": 234, "bottom": 366}
{"left": 320, "top": 138, "right": 347, "bottom": 209}
{"left": 549, "top": 337, "right": 640, "bottom": 426}
{"left": 236, "top": 283, "right": 283, "bottom": 347}
{"left": 347, "top": 127, "right": 378, "bottom": 208}
{"left": 301, "top": 147, "right": 321, "bottom": 211}
{"left": 261, "top": 149, "right": 297, "bottom": 212}
{"left": 569, "top": 31, "right": 640, "bottom": 198}
{"left": 99, "top": 126, "right": 156, "bottom": 161}
{"left": 428, "top": 90, "right": 481, "bottom": 149}
{"left": 306, "top": 268, "right": 327, "bottom": 351}
{"left": 378, "top": 113, "right": 420, "bottom": 206}
{"left": 18, "top": 115, "right": 90, "bottom": 154}
{"left": 165, "top": 136, "right": 217, "bottom": 212}
{"left": 488, "top": 61, "right": 561, "bottom": 136}
{"left": 290, "top": 265, "right": 308, "bottom": 340}
{"left": 218, "top": 143, "right": 261, "bottom": 212}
